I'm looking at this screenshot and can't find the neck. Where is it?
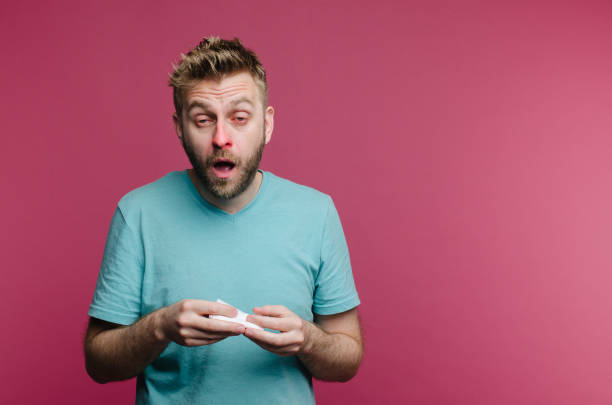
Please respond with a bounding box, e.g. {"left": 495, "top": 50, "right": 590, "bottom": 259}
{"left": 187, "top": 169, "right": 263, "bottom": 215}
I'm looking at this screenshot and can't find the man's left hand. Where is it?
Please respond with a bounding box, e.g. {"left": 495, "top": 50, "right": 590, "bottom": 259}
{"left": 245, "top": 305, "right": 312, "bottom": 356}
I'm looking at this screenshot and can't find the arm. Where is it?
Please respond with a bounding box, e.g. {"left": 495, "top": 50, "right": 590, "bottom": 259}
{"left": 245, "top": 306, "right": 363, "bottom": 382}
{"left": 84, "top": 311, "right": 168, "bottom": 383}
{"left": 84, "top": 300, "right": 246, "bottom": 383}
{"left": 299, "top": 308, "right": 363, "bottom": 381}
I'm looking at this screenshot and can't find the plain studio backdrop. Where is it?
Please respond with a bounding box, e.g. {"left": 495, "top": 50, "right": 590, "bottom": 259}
{"left": 2, "top": 0, "right": 612, "bottom": 403}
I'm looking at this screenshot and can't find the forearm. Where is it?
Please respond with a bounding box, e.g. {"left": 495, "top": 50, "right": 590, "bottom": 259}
{"left": 85, "top": 310, "right": 170, "bottom": 383}
{"left": 297, "top": 321, "right": 363, "bottom": 382}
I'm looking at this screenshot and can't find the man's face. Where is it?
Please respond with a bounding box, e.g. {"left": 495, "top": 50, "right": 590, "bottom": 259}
{"left": 174, "top": 71, "right": 274, "bottom": 200}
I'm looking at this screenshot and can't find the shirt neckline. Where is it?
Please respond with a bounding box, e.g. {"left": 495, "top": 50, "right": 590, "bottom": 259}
{"left": 182, "top": 169, "right": 269, "bottom": 221}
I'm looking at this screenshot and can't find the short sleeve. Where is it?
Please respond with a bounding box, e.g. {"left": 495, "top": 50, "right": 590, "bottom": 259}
{"left": 312, "top": 197, "right": 360, "bottom": 315}
{"left": 88, "top": 206, "right": 144, "bottom": 325}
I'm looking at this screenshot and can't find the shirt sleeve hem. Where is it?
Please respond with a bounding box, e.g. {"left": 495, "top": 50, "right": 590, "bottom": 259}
{"left": 313, "top": 296, "right": 360, "bottom": 316}
{"left": 88, "top": 306, "right": 139, "bottom": 326}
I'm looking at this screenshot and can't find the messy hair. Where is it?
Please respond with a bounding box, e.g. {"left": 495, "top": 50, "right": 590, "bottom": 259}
{"left": 168, "top": 36, "right": 268, "bottom": 115}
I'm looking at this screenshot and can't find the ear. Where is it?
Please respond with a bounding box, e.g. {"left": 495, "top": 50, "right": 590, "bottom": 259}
{"left": 264, "top": 106, "right": 274, "bottom": 144}
{"left": 172, "top": 112, "right": 183, "bottom": 140}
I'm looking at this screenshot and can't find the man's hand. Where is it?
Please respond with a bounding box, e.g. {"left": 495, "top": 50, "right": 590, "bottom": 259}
{"left": 244, "top": 305, "right": 311, "bottom": 356}
{"left": 85, "top": 299, "right": 247, "bottom": 383}
{"left": 245, "top": 306, "right": 363, "bottom": 382}
{"left": 160, "top": 299, "right": 246, "bottom": 347}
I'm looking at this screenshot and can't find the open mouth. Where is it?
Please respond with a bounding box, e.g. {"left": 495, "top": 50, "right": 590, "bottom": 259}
{"left": 212, "top": 159, "right": 236, "bottom": 178}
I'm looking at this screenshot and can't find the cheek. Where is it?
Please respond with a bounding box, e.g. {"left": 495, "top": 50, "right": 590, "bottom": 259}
{"left": 183, "top": 137, "right": 211, "bottom": 161}
{"left": 184, "top": 131, "right": 210, "bottom": 151}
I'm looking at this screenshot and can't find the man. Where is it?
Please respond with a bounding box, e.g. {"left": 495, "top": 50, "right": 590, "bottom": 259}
{"left": 84, "top": 37, "right": 362, "bottom": 404}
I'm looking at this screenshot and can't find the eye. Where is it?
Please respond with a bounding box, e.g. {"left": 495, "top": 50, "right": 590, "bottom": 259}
{"left": 195, "top": 116, "right": 215, "bottom": 127}
{"left": 233, "top": 115, "right": 249, "bottom": 124}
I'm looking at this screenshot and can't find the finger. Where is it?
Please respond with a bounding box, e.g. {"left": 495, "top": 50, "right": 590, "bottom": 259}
{"left": 183, "top": 312, "right": 245, "bottom": 334}
{"left": 244, "top": 332, "right": 281, "bottom": 350}
{"left": 244, "top": 333, "right": 301, "bottom": 356}
{"left": 252, "top": 305, "right": 292, "bottom": 317}
{"left": 244, "top": 327, "right": 298, "bottom": 347}
{"left": 179, "top": 327, "right": 242, "bottom": 340}
{"left": 202, "top": 318, "right": 246, "bottom": 334}
{"left": 245, "top": 336, "right": 277, "bottom": 352}
{"left": 186, "top": 300, "right": 238, "bottom": 317}
{"left": 268, "top": 344, "right": 302, "bottom": 356}
{"left": 183, "top": 337, "right": 225, "bottom": 347}
{"left": 246, "top": 314, "right": 296, "bottom": 332}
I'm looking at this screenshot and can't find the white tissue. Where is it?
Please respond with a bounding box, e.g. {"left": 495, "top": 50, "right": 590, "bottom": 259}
{"left": 209, "top": 299, "right": 264, "bottom": 330}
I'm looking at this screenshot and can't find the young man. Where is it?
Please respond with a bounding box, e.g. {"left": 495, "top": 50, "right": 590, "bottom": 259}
{"left": 84, "top": 37, "right": 362, "bottom": 404}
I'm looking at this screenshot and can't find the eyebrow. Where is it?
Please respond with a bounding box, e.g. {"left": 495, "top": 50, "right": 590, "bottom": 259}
{"left": 187, "top": 101, "right": 211, "bottom": 113}
{"left": 187, "top": 97, "right": 255, "bottom": 114}
{"left": 229, "top": 97, "right": 255, "bottom": 107}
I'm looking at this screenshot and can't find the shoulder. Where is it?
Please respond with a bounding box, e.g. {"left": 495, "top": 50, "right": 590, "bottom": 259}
{"left": 116, "top": 171, "right": 185, "bottom": 221}
{"left": 263, "top": 171, "right": 333, "bottom": 212}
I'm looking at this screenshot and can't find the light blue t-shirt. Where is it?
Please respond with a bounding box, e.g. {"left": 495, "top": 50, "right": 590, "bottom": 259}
{"left": 88, "top": 169, "right": 360, "bottom": 404}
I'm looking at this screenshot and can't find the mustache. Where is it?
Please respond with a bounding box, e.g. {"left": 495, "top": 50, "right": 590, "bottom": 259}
{"left": 205, "top": 151, "right": 239, "bottom": 166}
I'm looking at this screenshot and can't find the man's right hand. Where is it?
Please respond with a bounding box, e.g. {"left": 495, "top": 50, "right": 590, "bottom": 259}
{"left": 158, "top": 299, "right": 246, "bottom": 347}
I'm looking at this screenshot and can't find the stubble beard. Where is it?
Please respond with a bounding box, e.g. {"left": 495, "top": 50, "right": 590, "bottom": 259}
{"left": 181, "top": 130, "right": 266, "bottom": 200}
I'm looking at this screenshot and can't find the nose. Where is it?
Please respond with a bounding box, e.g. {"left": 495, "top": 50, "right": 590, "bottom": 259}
{"left": 212, "top": 121, "right": 232, "bottom": 149}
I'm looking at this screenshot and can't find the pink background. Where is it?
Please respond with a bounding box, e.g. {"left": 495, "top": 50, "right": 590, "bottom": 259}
{"left": 2, "top": 0, "right": 612, "bottom": 403}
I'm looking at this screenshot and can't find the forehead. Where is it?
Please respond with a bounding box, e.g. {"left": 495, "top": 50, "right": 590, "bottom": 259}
{"left": 184, "top": 71, "right": 261, "bottom": 108}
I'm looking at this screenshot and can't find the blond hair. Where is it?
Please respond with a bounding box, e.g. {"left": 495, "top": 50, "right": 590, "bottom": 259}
{"left": 168, "top": 37, "right": 268, "bottom": 115}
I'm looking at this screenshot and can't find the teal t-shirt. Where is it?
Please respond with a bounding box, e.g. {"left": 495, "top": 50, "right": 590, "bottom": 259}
{"left": 88, "top": 169, "right": 360, "bottom": 404}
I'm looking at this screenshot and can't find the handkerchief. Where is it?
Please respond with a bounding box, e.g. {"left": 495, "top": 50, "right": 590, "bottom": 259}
{"left": 209, "top": 299, "right": 264, "bottom": 330}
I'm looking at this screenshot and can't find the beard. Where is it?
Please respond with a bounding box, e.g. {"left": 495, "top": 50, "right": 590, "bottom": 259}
{"left": 181, "top": 131, "right": 266, "bottom": 200}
